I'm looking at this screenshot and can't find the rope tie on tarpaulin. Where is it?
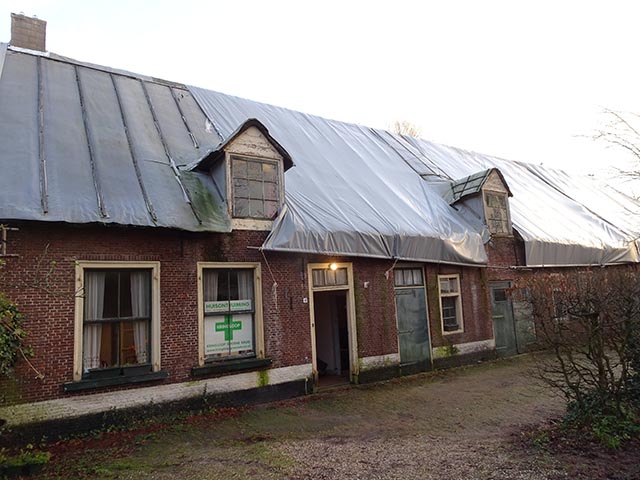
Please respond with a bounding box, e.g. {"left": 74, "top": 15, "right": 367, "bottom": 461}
{"left": 261, "top": 248, "right": 278, "bottom": 312}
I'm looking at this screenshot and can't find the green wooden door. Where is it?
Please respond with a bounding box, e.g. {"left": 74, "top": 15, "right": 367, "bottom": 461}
{"left": 395, "top": 287, "right": 431, "bottom": 366}
{"left": 490, "top": 281, "right": 518, "bottom": 357}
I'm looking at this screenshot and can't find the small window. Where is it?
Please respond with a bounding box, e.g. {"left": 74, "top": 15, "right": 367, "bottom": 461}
{"left": 438, "top": 275, "right": 463, "bottom": 333}
{"left": 484, "top": 191, "right": 510, "bottom": 235}
{"left": 394, "top": 268, "right": 424, "bottom": 287}
{"left": 203, "top": 268, "right": 257, "bottom": 360}
{"left": 231, "top": 156, "right": 280, "bottom": 220}
{"left": 83, "top": 269, "right": 152, "bottom": 374}
{"left": 312, "top": 268, "right": 348, "bottom": 288}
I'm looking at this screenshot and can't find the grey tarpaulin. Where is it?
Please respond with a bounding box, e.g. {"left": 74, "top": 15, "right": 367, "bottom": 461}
{"left": 190, "top": 87, "right": 640, "bottom": 267}
{"left": 0, "top": 46, "right": 228, "bottom": 232}
{"left": 190, "top": 87, "right": 488, "bottom": 266}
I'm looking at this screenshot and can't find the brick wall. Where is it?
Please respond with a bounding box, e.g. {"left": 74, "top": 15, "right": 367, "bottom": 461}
{"left": 0, "top": 222, "right": 402, "bottom": 403}
{"left": 10, "top": 13, "right": 46, "bottom": 51}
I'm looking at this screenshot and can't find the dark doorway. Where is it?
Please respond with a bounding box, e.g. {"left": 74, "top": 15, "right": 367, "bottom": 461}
{"left": 313, "top": 290, "right": 349, "bottom": 386}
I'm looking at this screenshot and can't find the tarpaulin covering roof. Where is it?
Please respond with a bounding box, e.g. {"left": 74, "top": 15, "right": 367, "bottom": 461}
{"left": 189, "top": 87, "right": 640, "bottom": 267}
{"left": 2, "top": 45, "right": 640, "bottom": 266}
{"left": 190, "top": 86, "right": 488, "bottom": 265}
{"left": 0, "top": 44, "right": 228, "bottom": 232}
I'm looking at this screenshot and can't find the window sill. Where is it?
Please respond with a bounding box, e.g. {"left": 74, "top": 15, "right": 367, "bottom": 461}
{"left": 63, "top": 370, "right": 168, "bottom": 392}
{"left": 191, "top": 358, "right": 272, "bottom": 378}
{"left": 442, "top": 329, "right": 464, "bottom": 335}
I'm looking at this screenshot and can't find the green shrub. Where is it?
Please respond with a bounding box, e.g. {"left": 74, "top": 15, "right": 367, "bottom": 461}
{"left": 0, "top": 293, "right": 30, "bottom": 376}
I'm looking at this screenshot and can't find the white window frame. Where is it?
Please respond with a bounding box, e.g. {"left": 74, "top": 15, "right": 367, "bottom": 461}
{"left": 73, "top": 261, "right": 161, "bottom": 381}
{"left": 197, "top": 262, "right": 264, "bottom": 366}
{"left": 437, "top": 274, "right": 464, "bottom": 335}
{"left": 483, "top": 190, "right": 512, "bottom": 236}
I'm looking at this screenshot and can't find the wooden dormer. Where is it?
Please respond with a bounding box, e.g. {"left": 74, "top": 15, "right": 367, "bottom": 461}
{"left": 192, "top": 119, "right": 293, "bottom": 231}
{"left": 447, "top": 168, "right": 513, "bottom": 237}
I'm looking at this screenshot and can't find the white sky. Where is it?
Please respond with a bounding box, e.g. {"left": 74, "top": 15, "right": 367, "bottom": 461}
{"left": 2, "top": 0, "right": 640, "bottom": 190}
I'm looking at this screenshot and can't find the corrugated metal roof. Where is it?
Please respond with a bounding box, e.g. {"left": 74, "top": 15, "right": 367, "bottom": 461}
{"left": 0, "top": 45, "right": 229, "bottom": 232}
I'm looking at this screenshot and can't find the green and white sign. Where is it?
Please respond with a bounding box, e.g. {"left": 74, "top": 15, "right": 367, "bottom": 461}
{"left": 204, "top": 299, "right": 252, "bottom": 314}
{"left": 204, "top": 313, "right": 254, "bottom": 356}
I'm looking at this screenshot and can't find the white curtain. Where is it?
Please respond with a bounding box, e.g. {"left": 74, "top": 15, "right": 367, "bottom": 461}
{"left": 204, "top": 270, "right": 219, "bottom": 301}
{"left": 83, "top": 271, "right": 105, "bottom": 370}
{"left": 237, "top": 270, "right": 253, "bottom": 301}
{"left": 131, "top": 271, "right": 150, "bottom": 364}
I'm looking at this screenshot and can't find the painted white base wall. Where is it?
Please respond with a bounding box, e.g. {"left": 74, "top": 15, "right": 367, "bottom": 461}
{"left": 1, "top": 363, "right": 313, "bottom": 427}
{"left": 358, "top": 353, "right": 400, "bottom": 371}
{"left": 432, "top": 339, "right": 495, "bottom": 359}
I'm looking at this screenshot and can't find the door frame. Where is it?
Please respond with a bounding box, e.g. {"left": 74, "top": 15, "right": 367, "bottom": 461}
{"left": 393, "top": 265, "right": 432, "bottom": 367}
{"left": 307, "top": 262, "right": 359, "bottom": 384}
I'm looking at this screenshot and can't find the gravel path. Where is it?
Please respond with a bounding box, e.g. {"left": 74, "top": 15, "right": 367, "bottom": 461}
{"left": 44, "top": 355, "right": 577, "bottom": 479}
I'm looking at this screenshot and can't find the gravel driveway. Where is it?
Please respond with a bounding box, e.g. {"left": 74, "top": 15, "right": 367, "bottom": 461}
{"left": 44, "top": 355, "right": 572, "bottom": 479}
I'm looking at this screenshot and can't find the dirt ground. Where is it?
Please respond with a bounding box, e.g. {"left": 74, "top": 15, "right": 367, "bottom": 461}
{"left": 33, "top": 355, "right": 639, "bottom": 479}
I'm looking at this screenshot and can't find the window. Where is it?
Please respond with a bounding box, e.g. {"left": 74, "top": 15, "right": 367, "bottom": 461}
{"left": 74, "top": 262, "right": 160, "bottom": 382}
{"left": 312, "top": 268, "right": 348, "bottom": 288}
{"left": 231, "top": 156, "right": 280, "bottom": 220}
{"left": 394, "top": 268, "right": 424, "bottom": 287}
{"left": 200, "top": 264, "right": 263, "bottom": 361}
{"left": 484, "top": 191, "right": 510, "bottom": 235}
{"left": 438, "top": 275, "right": 463, "bottom": 333}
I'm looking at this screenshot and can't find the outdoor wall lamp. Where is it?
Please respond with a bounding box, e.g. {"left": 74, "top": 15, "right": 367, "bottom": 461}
{"left": 329, "top": 263, "right": 338, "bottom": 271}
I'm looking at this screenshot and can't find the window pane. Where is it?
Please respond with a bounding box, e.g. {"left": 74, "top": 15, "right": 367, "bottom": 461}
{"left": 250, "top": 199, "right": 264, "bottom": 218}
{"left": 493, "top": 289, "right": 507, "bottom": 302}
{"left": 204, "top": 270, "right": 220, "bottom": 302}
{"left": 394, "top": 270, "right": 403, "bottom": 286}
{"left": 249, "top": 180, "right": 263, "bottom": 199}
{"left": 233, "top": 158, "right": 247, "bottom": 178}
{"left": 119, "top": 271, "right": 133, "bottom": 318}
{"left": 442, "top": 297, "right": 459, "bottom": 331}
{"left": 234, "top": 178, "right": 249, "bottom": 198}
{"left": 439, "top": 278, "right": 450, "bottom": 294}
{"left": 264, "top": 182, "right": 278, "bottom": 201}
{"left": 335, "top": 268, "right": 347, "bottom": 285}
{"left": 102, "top": 271, "right": 119, "bottom": 318}
{"left": 262, "top": 162, "right": 277, "bottom": 182}
{"left": 412, "top": 269, "right": 423, "bottom": 285}
{"left": 264, "top": 201, "right": 278, "bottom": 218}
{"left": 403, "top": 269, "right": 413, "bottom": 285}
{"left": 234, "top": 198, "right": 250, "bottom": 217}
{"left": 247, "top": 161, "right": 262, "bottom": 180}
{"left": 123, "top": 320, "right": 149, "bottom": 364}
{"left": 312, "top": 269, "right": 325, "bottom": 287}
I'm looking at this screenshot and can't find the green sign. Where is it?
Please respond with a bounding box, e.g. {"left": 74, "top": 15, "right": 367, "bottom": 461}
{"left": 204, "top": 313, "right": 254, "bottom": 356}
{"left": 215, "top": 315, "right": 242, "bottom": 341}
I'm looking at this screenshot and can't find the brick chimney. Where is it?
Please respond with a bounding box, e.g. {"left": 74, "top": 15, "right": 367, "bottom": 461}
{"left": 10, "top": 13, "right": 47, "bottom": 52}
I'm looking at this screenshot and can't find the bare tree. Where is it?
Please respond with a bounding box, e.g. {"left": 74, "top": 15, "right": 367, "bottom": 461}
{"left": 391, "top": 120, "right": 421, "bottom": 138}
{"left": 593, "top": 109, "right": 640, "bottom": 180}
{"left": 516, "top": 269, "right": 640, "bottom": 446}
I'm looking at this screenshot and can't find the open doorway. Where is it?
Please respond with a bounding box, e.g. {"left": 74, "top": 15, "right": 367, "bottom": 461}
{"left": 313, "top": 290, "right": 349, "bottom": 386}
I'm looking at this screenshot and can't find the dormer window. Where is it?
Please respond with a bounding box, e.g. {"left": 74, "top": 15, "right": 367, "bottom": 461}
{"left": 231, "top": 156, "right": 281, "bottom": 220}
{"left": 484, "top": 191, "right": 510, "bottom": 235}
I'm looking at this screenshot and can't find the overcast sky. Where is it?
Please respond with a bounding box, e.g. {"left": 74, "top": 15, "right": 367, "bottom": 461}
{"left": 2, "top": 0, "right": 640, "bottom": 190}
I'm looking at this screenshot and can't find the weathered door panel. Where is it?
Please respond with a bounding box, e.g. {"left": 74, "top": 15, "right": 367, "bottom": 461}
{"left": 490, "top": 282, "right": 518, "bottom": 357}
{"left": 395, "top": 287, "right": 431, "bottom": 365}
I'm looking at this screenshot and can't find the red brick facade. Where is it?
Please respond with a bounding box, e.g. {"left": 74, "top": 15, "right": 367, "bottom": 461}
{"left": 1, "top": 220, "right": 520, "bottom": 404}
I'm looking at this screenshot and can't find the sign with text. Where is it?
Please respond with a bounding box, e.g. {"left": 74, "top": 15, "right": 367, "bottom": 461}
{"left": 204, "top": 299, "right": 252, "bottom": 314}
{"left": 204, "top": 313, "right": 254, "bottom": 357}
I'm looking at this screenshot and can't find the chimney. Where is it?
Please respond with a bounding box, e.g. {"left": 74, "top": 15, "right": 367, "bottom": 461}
{"left": 10, "top": 13, "right": 47, "bottom": 52}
